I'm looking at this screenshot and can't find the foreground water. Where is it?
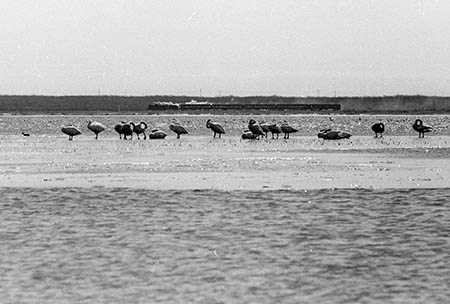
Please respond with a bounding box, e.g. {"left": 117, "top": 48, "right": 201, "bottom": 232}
{"left": 1, "top": 188, "right": 449, "bottom": 303}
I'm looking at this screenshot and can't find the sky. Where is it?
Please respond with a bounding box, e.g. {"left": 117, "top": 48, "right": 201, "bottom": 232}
{"left": 1, "top": 0, "right": 450, "bottom": 97}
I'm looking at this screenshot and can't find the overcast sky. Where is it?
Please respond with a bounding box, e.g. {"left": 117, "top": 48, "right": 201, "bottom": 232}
{"left": 1, "top": 0, "right": 449, "bottom": 96}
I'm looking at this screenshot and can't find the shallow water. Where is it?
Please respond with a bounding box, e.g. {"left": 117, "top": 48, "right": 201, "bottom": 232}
{"left": 1, "top": 188, "right": 449, "bottom": 303}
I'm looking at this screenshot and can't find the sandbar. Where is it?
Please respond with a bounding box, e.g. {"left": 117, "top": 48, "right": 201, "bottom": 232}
{"left": 0, "top": 136, "right": 449, "bottom": 190}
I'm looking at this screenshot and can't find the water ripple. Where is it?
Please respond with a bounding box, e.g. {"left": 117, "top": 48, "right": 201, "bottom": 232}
{"left": 0, "top": 188, "right": 449, "bottom": 303}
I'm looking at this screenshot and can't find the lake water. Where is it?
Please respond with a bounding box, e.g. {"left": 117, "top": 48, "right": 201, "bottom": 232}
{"left": 1, "top": 114, "right": 450, "bottom": 302}
{"left": 1, "top": 188, "right": 449, "bottom": 303}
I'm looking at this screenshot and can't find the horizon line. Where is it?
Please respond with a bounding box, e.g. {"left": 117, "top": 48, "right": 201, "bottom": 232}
{"left": 0, "top": 94, "right": 447, "bottom": 99}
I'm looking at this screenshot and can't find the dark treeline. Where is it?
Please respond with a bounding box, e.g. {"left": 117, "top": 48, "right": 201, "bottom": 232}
{"left": 1, "top": 94, "right": 450, "bottom": 113}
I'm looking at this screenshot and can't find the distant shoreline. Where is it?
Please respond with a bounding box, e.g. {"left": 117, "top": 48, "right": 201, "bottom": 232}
{"left": 2, "top": 110, "right": 450, "bottom": 116}
{"left": 1, "top": 94, "right": 450, "bottom": 114}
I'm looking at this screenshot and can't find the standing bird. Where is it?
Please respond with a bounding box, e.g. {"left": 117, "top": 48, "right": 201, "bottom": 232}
{"left": 248, "top": 119, "right": 265, "bottom": 139}
{"left": 87, "top": 121, "right": 107, "bottom": 140}
{"left": 413, "top": 119, "right": 432, "bottom": 138}
{"left": 114, "top": 121, "right": 134, "bottom": 140}
{"left": 134, "top": 121, "right": 148, "bottom": 140}
{"left": 318, "top": 128, "right": 352, "bottom": 140}
{"left": 268, "top": 122, "right": 282, "bottom": 139}
{"left": 149, "top": 129, "right": 167, "bottom": 139}
{"left": 281, "top": 121, "right": 298, "bottom": 139}
{"left": 259, "top": 121, "right": 270, "bottom": 138}
{"left": 61, "top": 126, "right": 82, "bottom": 140}
{"left": 206, "top": 119, "right": 225, "bottom": 138}
{"left": 169, "top": 121, "right": 189, "bottom": 139}
{"left": 371, "top": 122, "right": 385, "bottom": 138}
{"left": 122, "top": 122, "right": 135, "bottom": 140}
{"left": 114, "top": 122, "right": 126, "bottom": 139}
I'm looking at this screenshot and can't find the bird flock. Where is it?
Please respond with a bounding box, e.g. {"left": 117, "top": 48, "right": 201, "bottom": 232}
{"left": 57, "top": 118, "right": 433, "bottom": 140}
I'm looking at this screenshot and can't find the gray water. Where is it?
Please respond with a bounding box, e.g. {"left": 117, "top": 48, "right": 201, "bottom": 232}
{"left": 1, "top": 188, "right": 449, "bottom": 303}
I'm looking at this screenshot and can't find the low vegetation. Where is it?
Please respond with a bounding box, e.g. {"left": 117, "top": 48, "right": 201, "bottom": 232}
{"left": 0, "top": 94, "right": 448, "bottom": 114}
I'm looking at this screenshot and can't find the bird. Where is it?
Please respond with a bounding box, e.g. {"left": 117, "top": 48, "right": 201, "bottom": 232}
{"left": 22, "top": 132, "right": 30, "bottom": 137}
{"left": 318, "top": 128, "right": 352, "bottom": 140}
{"left": 87, "top": 121, "right": 106, "bottom": 139}
{"left": 371, "top": 122, "right": 385, "bottom": 138}
{"left": 259, "top": 121, "right": 270, "bottom": 138}
{"left": 281, "top": 121, "right": 298, "bottom": 139}
{"left": 169, "top": 120, "right": 189, "bottom": 139}
{"left": 248, "top": 119, "right": 265, "bottom": 139}
{"left": 413, "top": 119, "right": 432, "bottom": 138}
{"left": 268, "top": 122, "right": 282, "bottom": 139}
{"left": 116, "top": 121, "right": 136, "bottom": 140}
{"left": 61, "top": 126, "right": 82, "bottom": 140}
{"left": 114, "top": 122, "right": 126, "bottom": 139}
{"left": 134, "top": 121, "right": 148, "bottom": 140}
{"left": 206, "top": 119, "right": 225, "bottom": 138}
{"left": 241, "top": 129, "right": 257, "bottom": 140}
{"left": 149, "top": 129, "right": 167, "bottom": 139}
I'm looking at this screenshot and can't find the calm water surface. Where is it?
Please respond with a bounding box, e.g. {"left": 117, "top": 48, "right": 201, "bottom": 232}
{"left": 1, "top": 188, "right": 449, "bottom": 303}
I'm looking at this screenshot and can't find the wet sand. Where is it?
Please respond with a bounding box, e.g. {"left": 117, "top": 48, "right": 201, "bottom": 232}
{"left": 1, "top": 135, "right": 449, "bottom": 190}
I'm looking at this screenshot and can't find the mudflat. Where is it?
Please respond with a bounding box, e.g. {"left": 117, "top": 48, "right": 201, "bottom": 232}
{"left": 1, "top": 135, "right": 449, "bottom": 190}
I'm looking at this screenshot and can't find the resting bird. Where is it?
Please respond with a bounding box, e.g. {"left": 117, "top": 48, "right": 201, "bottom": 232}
{"left": 248, "top": 119, "right": 265, "bottom": 139}
{"left": 134, "top": 121, "right": 148, "bottom": 140}
{"left": 87, "top": 121, "right": 106, "bottom": 139}
{"left": 281, "top": 121, "right": 298, "bottom": 139}
{"left": 268, "top": 123, "right": 282, "bottom": 139}
{"left": 371, "top": 122, "right": 385, "bottom": 138}
{"left": 259, "top": 121, "right": 270, "bottom": 138}
{"left": 61, "top": 126, "right": 82, "bottom": 140}
{"left": 149, "top": 129, "right": 167, "bottom": 139}
{"left": 318, "top": 128, "right": 351, "bottom": 140}
{"left": 413, "top": 119, "right": 432, "bottom": 138}
{"left": 206, "top": 119, "right": 225, "bottom": 138}
{"left": 241, "top": 129, "right": 257, "bottom": 140}
{"left": 169, "top": 121, "right": 189, "bottom": 139}
{"left": 22, "top": 132, "right": 30, "bottom": 137}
